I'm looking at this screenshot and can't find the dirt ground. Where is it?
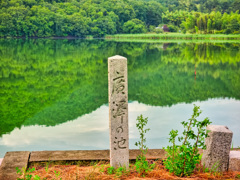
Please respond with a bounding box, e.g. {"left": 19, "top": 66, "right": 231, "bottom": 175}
{"left": 21, "top": 160, "right": 240, "bottom": 180}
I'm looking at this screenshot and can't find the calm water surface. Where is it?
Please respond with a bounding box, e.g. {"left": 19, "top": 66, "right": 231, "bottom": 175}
{"left": 0, "top": 39, "right": 240, "bottom": 158}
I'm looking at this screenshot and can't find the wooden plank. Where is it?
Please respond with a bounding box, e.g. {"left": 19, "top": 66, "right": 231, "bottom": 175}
{"left": 0, "top": 151, "right": 30, "bottom": 180}
{"left": 29, "top": 149, "right": 167, "bottom": 162}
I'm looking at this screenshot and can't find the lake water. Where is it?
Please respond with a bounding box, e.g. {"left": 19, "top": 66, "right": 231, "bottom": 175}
{"left": 0, "top": 39, "right": 240, "bottom": 158}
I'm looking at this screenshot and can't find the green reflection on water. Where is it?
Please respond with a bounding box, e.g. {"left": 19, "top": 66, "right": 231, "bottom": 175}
{"left": 0, "top": 39, "right": 239, "bottom": 136}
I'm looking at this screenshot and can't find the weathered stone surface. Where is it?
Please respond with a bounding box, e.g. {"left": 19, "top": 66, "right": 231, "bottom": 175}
{"left": 229, "top": 150, "right": 240, "bottom": 171}
{"left": 0, "top": 151, "right": 30, "bottom": 180}
{"left": 30, "top": 150, "right": 110, "bottom": 162}
{"left": 201, "top": 125, "right": 233, "bottom": 172}
{"left": 108, "top": 55, "right": 129, "bottom": 168}
{"left": 29, "top": 149, "right": 167, "bottom": 162}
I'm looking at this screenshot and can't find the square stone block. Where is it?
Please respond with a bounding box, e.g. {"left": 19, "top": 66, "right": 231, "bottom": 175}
{"left": 229, "top": 151, "right": 240, "bottom": 171}
{"left": 201, "top": 125, "right": 233, "bottom": 172}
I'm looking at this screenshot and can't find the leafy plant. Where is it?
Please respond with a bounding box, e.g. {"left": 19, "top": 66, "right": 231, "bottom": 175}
{"left": 16, "top": 167, "right": 37, "bottom": 180}
{"left": 54, "top": 170, "right": 61, "bottom": 178}
{"left": 107, "top": 166, "right": 115, "bottom": 175}
{"left": 107, "top": 165, "right": 129, "bottom": 178}
{"left": 115, "top": 166, "right": 127, "bottom": 177}
{"left": 33, "top": 175, "right": 41, "bottom": 180}
{"left": 45, "top": 162, "right": 50, "bottom": 172}
{"left": 164, "top": 104, "right": 211, "bottom": 177}
{"left": 134, "top": 114, "right": 155, "bottom": 176}
{"left": 16, "top": 167, "right": 24, "bottom": 176}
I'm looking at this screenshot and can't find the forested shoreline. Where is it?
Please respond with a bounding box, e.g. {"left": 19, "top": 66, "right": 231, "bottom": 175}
{"left": 0, "top": 0, "right": 240, "bottom": 37}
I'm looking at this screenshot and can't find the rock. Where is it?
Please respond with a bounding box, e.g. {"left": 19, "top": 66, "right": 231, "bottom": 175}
{"left": 229, "top": 151, "right": 240, "bottom": 171}
{"left": 201, "top": 125, "right": 233, "bottom": 172}
{"left": 0, "top": 151, "right": 30, "bottom": 180}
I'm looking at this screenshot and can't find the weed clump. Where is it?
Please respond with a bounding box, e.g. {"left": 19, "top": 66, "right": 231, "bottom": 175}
{"left": 164, "top": 104, "right": 211, "bottom": 177}
{"left": 134, "top": 114, "right": 155, "bottom": 176}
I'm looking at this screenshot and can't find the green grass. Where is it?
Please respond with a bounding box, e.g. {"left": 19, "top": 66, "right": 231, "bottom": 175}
{"left": 105, "top": 33, "right": 240, "bottom": 40}
{"left": 105, "top": 38, "right": 240, "bottom": 43}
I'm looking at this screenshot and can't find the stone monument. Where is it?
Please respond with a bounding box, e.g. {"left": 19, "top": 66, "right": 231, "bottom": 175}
{"left": 108, "top": 55, "right": 129, "bottom": 168}
{"left": 201, "top": 125, "right": 233, "bottom": 172}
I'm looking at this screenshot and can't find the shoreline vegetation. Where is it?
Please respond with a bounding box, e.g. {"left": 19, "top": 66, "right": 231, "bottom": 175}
{"left": 105, "top": 33, "right": 240, "bottom": 40}
{"left": 1, "top": 0, "right": 240, "bottom": 38}
{"left": 1, "top": 33, "right": 240, "bottom": 43}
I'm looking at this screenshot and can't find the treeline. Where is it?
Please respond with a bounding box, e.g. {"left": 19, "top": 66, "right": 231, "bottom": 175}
{"left": 154, "top": 0, "right": 240, "bottom": 14}
{"left": 162, "top": 10, "right": 240, "bottom": 34}
{"left": 0, "top": 0, "right": 164, "bottom": 37}
{"left": 0, "top": 0, "right": 239, "bottom": 37}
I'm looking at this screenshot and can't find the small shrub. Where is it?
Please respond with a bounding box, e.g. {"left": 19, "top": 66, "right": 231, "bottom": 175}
{"left": 195, "top": 26, "right": 199, "bottom": 33}
{"left": 54, "top": 170, "right": 61, "bottom": 178}
{"left": 223, "top": 28, "right": 232, "bottom": 34}
{"left": 135, "top": 115, "right": 155, "bottom": 176}
{"left": 115, "top": 166, "right": 127, "bottom": 177}
{"left": 214, "top": 30, "right": 224, "bottom": 34}
{"left": 107, "top": 166, "right": 115, "bottom": 175}
{"left": 233, "top": 31, "right": 240, "bottom": 34}
{"left": 154, "top": 27, "right": 164, "bottom": 34}
{"left": 16, "top": 167, "right": 37, "bottom": 180}
{"left": 106, "top": 165, "right": 129, "bottom": 178}
{"left": 164, "top": 104, "right": 211, "bottom": 177}
{"left": 148, "top": 25, "right": 156, "bottom": 32}
{"left": 168, "top": 24, "right": 178, "bottom": 32}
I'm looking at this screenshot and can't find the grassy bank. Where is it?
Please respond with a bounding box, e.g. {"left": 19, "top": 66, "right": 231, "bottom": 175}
{"left": 105, "top": 38, "right": 240, "bottom": 43}
{"left": 105, "top": 33, "right": 240, "bottom": 40}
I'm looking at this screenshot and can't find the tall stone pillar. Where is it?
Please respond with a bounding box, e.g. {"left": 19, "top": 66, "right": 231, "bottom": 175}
{"left": 108, "top": 55, "right": 129, "bottom": 168}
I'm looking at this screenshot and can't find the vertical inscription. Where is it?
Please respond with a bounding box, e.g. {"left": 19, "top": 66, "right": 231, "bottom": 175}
{"left": 108, "top": 55, "right": 129, "bottom": 168}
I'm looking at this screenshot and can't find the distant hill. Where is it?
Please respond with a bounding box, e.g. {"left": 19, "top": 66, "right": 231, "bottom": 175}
{"left": 0, "top": 0, "right": 239, "bottom": 37}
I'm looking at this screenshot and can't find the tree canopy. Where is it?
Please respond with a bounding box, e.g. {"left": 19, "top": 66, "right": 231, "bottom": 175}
{"left": 0, "top": 0, "right": 239, "bottom": 37}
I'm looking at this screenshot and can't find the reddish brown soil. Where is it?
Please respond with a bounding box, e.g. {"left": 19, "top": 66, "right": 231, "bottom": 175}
{"left": 24, "top": 160, "right": 240, "bottom": 180}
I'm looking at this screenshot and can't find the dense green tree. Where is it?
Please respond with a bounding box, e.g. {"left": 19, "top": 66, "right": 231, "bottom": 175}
{"left": 231, "top": 0, "right": 240, "bottom": 13}
{"left": 162, "top": 10, "right": 190, "bottom": 26}
{"left": 129, "top": 0, "right": 147, "bottom": 22}
{"left": 179, "top": 11, "right": 240, "bottom": 34}
{"left": 69, "top": 13, "right": 90, "bottom": 37}
{"left": 123, "top": 18, "right": 147, "bottom": 33}
{"left": 54, "top": 13, "right": 69, "bottom": 36}
{"left": 29, "top": 6, "right": 54, "bottom": 36}
{"left": 228, "top": 18, "right": 240, "bottom": 32}
{"left": 146, "top": 1, "right": 164, "bottom": 26}
{"left": 0, "top": 0, "right": 239, "bottom": 37}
